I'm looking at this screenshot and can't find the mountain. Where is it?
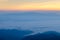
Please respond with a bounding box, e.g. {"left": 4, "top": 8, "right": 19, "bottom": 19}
{"left": 0, "top": 29, "right": 33, "bottom": 40}
{"left": 22, "top": 31, "right": 60, "bottom": 40}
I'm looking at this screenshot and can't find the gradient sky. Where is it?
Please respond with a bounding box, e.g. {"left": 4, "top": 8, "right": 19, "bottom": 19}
{"left": 0, "top": 0, "right": 60, "bottom": 10}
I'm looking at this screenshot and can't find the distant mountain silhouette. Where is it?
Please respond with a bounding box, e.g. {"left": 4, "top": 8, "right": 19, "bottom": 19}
{"left": 22, "top": 31, "right": 60, "bottom": 40}
{"left": 0, "top": 29, "right": 33, "bottom": 40}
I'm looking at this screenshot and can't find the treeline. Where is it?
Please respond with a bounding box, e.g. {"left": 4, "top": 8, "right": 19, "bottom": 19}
{"left": 0, "top": 29, "right": 33, "bottom": 40}
{"left": 22, "top": 31, "right": 60, "bottom": 40}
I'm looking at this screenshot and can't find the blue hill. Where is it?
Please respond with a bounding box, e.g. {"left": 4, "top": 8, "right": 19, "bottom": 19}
{"left": 0, "top": 29, "right": 33, "bottom": 40}
{"left": 22, "top": 31, "right": 60, "bottom": 40}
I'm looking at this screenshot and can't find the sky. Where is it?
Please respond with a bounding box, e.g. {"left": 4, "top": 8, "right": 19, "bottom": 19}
{"left": 0, "top": 0, "right": 60, "bottom": 10}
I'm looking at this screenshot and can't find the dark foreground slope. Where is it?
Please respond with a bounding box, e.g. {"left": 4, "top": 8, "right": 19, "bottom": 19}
{"left": 22, "top": 31, "right": 60, "bottom": 40}
{"left": 0, "top": 29, "right": 33, "bottom": 40}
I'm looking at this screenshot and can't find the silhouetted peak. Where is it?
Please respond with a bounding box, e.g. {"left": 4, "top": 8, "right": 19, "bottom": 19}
{"left": 22, "top": 31, "right": 60, "bottom": 40}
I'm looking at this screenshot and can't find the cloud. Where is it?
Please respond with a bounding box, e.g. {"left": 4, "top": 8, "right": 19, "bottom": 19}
{"left": 0, "top": 0, "right": 8, "bottom": 2}
{"left": 7, "top": 0, "right": 60, "bottom": 6}
{"left": 9, "top": 0, "right": 45, "bottom": 2}
{"left": 8, "top": 0, "right": 60, "bottom": 3}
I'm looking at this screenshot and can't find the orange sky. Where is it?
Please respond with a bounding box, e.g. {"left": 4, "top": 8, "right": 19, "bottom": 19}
{"left": 0, "top": 0, "right": 60, "bottom": 10}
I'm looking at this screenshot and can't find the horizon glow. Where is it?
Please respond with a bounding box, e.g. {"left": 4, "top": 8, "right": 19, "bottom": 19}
{"left": 0, "top": 0, "right": 60, "bottom": 10}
